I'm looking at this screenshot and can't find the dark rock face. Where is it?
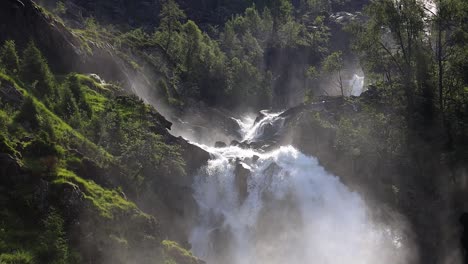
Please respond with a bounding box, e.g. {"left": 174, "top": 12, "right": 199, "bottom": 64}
{"left": 0, "top": 153, "right": 23, "bottom": 185}
{"left": 234, "top": 160, "right": 251, "bottom": 204}
{"left": 0, "top": 78, "right": 24, "bottom": 108}
{"left": 0, "top": 0, "right": 83, "bottom": 72}
{"left": 0, "top": 0, "right": 151, "bottom": 95}
{"left": 215, "top": 141, "right": 227, "bottom": 148}
{"left": 254, "top": 111, "right": 267, "bottom": 124}
{"left": 460, "top": 213, "right": 468, "bottom": 264}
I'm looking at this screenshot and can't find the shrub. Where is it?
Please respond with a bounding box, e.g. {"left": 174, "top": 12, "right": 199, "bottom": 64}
{"left": 0, "top": 251, "right": 34, "bottom": 264}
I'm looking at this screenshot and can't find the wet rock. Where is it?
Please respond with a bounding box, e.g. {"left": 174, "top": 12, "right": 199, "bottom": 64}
{"left": 88, "top": 73, "right": 106, "bottom": 84}
{"left": 56, "top": 181, "right": 85, "bottom": 222}
{"left": 254, "top": 111, "right": 267, "bottom": 124}
{"left": 0, "top": 78, "right": 23, "bottom": 108}
{"left": 234, "top": 161, "right": 251, "bottom": 204}
{"left": 32, "top": 179, "right": 50, "bottom": 211}
{"left": 231, "top": 140, "right": 249, "bottom": 148}
{"left": 209, "top": 227, "right": 231, "bottom": 261}
{"left": 263, "top": 162, "right": 282, "bottom": 180}
{"left": 215, "top": 141, "right": 227, "bottom": 148}
{"left": 0, "top": 153, "right": 23, "bottom": 185}
{"left": 252, "top": 155, "right": 260, "bottom": 162}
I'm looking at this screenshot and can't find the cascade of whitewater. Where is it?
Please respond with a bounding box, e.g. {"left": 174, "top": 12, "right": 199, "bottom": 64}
{"left": 189, "top": 112, "right": 410, "bottom": 264}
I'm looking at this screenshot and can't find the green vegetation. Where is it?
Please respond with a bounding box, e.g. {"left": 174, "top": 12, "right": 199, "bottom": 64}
{"left": 162, "top": 240, "right": 202, "bottom": 264}
{"left": 0, "top": 0, "right": 467, "bottom": 263}
{"left": 0, "top": 40, "right": 20, "bottom": 76}
{"left": 0, "top": 39, "right": 191, "bottom": 263}
{"left": 19, "top": 41, "right": 57, "bottom": 104}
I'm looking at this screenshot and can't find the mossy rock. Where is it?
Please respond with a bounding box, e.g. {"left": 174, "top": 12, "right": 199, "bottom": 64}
{"left": 162, "top": 240, "right": 204, "bottom": 264}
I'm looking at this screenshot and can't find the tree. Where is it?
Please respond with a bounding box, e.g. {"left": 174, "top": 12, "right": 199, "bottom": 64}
{"left": 15, "top": 97, "right": 40, "bottom": 130}
{"left": 20, "top": 41, "right": 56, "bottom": 101}
{"left": 158, "top": 0, "right": 186, "bottom": 52}
{"left": 363, "top": 0, "right": 426, "bottom": 115}
{"left": 322, "top": 51, "right": 345, "bottom": 97}
{"left": 182, "top": 21, "right": 202, "bottom": 79}
{"left": 0, "top": 40, "right": 19, "bottom": 75}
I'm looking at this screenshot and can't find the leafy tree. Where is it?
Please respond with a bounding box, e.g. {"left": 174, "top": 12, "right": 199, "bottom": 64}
{"left": 322, "top": 51, "right": 345, "bottom": 96}
{"left": 181, "top": 20, "right": 203, "bottom": 90}
{"left": 361, "top": 0, "right": 426, "bottom": 114}
{"left": 158, "top": 0, "right": 186, "bottom": 52}
{"left": 20, "top": 41, "right": 57, "bottom": 101}
{"left": 0, "top": 40, "right": 20, "bottom": 75}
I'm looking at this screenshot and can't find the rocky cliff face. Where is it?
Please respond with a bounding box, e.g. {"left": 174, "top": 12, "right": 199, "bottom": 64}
{"left": 0, "top": 0, "right": 154, "bottom": 95}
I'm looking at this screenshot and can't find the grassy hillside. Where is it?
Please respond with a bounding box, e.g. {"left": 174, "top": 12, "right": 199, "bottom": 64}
{"left": 0, "top": 39, "right": 204, "bottom": 263}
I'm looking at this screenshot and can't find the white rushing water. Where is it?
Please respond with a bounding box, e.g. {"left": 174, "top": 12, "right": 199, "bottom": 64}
{"left": 349, "top": 74, "right": 365, "bottom": 96}
{"left": 189, "top": 112, "right": 411, "bottom": 264}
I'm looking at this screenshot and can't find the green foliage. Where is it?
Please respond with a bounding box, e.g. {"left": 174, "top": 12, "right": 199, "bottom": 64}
{"left": 322, "top": 51, "right": 343, "bottom": 74}
{"left": 322, "top": 51, "right": 344, "bottom": 96}
{"left": 53, "top": 1, "right": 66, "bottom": 15}
{"left": 158, "top": 0, "right": 186, "bottom": 51}
{"left": 0, "top": 40, "right": 20, "bottom": 76}
{"left": 54, "top": 169, "right": 139, "bottom": 219}
{"left": 336, "top": 106, "right": 406, "bottom": 159}
{"left": 162, "top": 240, "right": 200, "bottom": 264}
{"left": 36, "top": 209, "right": 70, "bottom": 264}
{"left": 14, "top": 97, "right": 40, "bottom": 130}
{"left": 19, "top": 42, "right": 56, "bottom": 102}
{"left": 0, "top": 251, "right": 34, "bottom": 264}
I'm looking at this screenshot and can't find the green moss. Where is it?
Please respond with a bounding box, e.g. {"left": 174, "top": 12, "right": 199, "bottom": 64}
{"left": 53, "top": 169, "right": 141, "bottom": 219}
{"left": 0, "top": 251, "right": 34, "bottom": 264}
{"left": 0, "top": 73, "right": 113, "bottom": 165}
{"left": 162, "top": 240, "right": 200, "bottom": 264}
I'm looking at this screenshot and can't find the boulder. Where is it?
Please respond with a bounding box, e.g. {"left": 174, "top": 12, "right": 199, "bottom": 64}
{"left": 234, "top": 161, "right": 251, "bottom": 204}
{"left": 252, "top": 155, "right": 260, "bottom": 163}
{"left": 215, "top": 141, "right": 227, "bottom": 148}
{"left": 254, "top": 111, "right": 267, "bottom": 124}
{"left": 263, "top": 162, "right": 282, "bottom": 180}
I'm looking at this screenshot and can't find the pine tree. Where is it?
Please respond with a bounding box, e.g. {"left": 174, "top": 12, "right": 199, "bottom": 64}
{"left": 20, "top": 41, "right": 56, "bottom": 101}
{"left": 0, "top": 40, "right": 20, "bottom": 75}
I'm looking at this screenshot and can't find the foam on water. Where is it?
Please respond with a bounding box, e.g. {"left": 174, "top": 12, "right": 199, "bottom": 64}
{"left": 189, "top": 112, "right": 410, "bottom": 264}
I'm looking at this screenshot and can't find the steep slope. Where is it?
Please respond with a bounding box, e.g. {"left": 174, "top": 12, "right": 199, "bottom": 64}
{"left": 0, "top": 1, "right": 211, "bottom": 262}
{"left": 0, "top": 69, "right": 208, "bottom": 263}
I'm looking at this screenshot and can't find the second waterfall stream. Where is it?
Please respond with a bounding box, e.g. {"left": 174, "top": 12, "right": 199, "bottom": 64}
{"left": 187, "top": 111, "right": 412, "bottom": 264}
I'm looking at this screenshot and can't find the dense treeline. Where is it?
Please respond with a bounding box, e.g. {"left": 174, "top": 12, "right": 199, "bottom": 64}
{"left": 348, "top": 0, "right": 468, "bottom": 149}
{"left": 61, "top": 0, "right": 337, "bottom": 109}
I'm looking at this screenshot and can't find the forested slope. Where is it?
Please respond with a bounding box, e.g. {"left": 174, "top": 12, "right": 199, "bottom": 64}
{"left": 0, "top": 0, "right": 467, "bottom": 263}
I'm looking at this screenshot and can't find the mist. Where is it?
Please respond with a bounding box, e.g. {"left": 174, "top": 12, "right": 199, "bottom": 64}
{"left": 187, "top": 112, "right": 417, "bottom": 264}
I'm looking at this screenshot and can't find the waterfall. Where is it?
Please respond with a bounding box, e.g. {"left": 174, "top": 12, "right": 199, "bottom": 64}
{"left": 189, "top": 112, "right": 410, "bottom": 264}
{"left": 349, "top": 74, "right": 365, "bottom": 96}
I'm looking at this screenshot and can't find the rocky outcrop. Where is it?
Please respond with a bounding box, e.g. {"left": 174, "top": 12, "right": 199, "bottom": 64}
{"left": 0, "top": 0, "right": 153, "bottom": 96}
{"left": 234, "top": 160, "right": 251, "bottom": 204}
{"left": 0, "top": 78, "right": 24, "bottom": 108}
{"left": 215, "top": 141, "right": 227, "bottom": 148}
